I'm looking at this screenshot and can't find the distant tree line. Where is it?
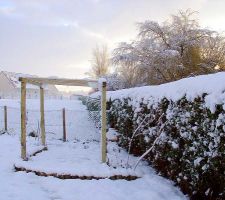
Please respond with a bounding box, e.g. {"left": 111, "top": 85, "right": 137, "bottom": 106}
{"left": 88, "top": 9, "right": 225, "bottom": 90}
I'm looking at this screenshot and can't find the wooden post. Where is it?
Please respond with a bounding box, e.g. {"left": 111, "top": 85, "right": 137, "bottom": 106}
{"left": 4, "top": 106, "right": 7, "bottom": 132}
{"left": 21, "top": 81, "right": 27, "bottom": 160}
{"left": 62, "top": 108, "right": 66, "bottom": 142}
{"left": 101, "top": 81, "right": 107, "bottom": 163}
{"left": 40, "top": 86, "right": 46, "bottom": 146}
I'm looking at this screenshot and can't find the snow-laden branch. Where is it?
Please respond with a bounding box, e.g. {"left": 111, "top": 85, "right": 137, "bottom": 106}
{"left": 126, "top": 113, "right": 165, "bottom": 168}
{"left": 134, "top": 118, "right": 168, "bottom": 170}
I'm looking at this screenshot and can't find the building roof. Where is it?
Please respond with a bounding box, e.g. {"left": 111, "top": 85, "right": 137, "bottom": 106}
{"left": 2, "top": 71, "right": 39, "bottom": 89}
{"left": 1, "top": 71, "right": 58, "bottom": 92}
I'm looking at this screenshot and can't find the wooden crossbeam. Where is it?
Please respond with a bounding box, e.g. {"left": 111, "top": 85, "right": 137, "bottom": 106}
{"left": 19, "top": 77, "right": 98, "bottom": 88}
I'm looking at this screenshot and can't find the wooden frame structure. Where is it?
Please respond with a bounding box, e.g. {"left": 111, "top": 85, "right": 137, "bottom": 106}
{"left": 19, "top": 77, "right": 107, "bottom": 163}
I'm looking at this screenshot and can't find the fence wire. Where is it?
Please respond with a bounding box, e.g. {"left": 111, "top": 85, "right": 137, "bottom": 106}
{"left": 0, "top": 96, "right": 108, "bottom": 141}
{"left": 0, "top": 106, "right": 82, "bottom": 141}
{"left": 80, "top": 96, "right": 109, "bottom": 129}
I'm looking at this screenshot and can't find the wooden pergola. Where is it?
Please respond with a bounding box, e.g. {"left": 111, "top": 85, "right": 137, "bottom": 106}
{"left": 19, "top": 77, "right": 107, "bottom": 163}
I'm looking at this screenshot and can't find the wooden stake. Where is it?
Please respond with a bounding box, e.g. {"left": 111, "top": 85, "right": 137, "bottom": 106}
{"left": 40, "top": 86, "right": 46, "bottom": 146}
{"left": 4, "top": 106, "right": 7, "bottom": 132}
{"left": 101, "top": 81, "right": 107, "bottom": 163}
{"left": 62, "top": 108, "right": 66, "bottom": 142}
{"left": 21, "top": 81, "right": 27, "bottom": 160}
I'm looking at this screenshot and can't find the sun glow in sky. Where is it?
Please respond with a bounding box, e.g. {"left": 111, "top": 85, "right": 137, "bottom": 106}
{"left": 0, "top": 0, "right": 225, "bottom": 86}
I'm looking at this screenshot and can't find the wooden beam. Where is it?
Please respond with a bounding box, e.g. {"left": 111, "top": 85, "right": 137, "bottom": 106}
{"left": 101, "top": 81, "right": 107, "bottom": 163}
{"left": 18, "top": 75, "right": 98, "bottom": 161}
{"left": 19, "top": 77, "right": 41, "bottom": 87}
{"left": 40, "top": 86, "right": 46, "bottom": 146}
{"left": 21, "top": 80, "right": 27, "bottom": 160}
{"left": 62, "top": 108, "right": 66, "bottom": 142}
{"left": 19, "top": 77, "right": 98, "bottom": 88}
{"left": 4, "top": 106, "right": 7, "bottom": 132}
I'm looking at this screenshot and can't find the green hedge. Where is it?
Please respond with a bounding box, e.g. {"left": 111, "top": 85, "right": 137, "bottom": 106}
{"left": 85, "top": 94, "right": 225, "bottom": 199}
{"left": 109, "top": 95, "right": 225, "bottom": 200}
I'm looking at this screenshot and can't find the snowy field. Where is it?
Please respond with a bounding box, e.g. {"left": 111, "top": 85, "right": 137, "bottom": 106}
{"left": 0, "top": 99, "right": 187, "bottom": 200}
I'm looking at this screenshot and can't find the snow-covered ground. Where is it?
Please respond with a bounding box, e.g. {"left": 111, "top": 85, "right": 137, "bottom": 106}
{"left": 0, "top": 99, "right": 187, "bottom": 200}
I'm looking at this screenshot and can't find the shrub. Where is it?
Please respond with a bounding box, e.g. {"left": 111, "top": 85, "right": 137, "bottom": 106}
{"left": 86, "top": 93, "right": 225, "bottom": 199}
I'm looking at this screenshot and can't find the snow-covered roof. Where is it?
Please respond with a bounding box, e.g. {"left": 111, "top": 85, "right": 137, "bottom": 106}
{"left": 2, "top": 71, "right": 39, "bottom": 89}
{"left": 1, "top": 71, "right": 57, "bottom": 91}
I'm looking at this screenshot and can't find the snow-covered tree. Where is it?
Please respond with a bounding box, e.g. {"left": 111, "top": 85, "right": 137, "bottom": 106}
{"left": 113, "top": 9, "right": 225, "bottom": 85}
{"left": 102, "top": 73, "right": 125, "bottom": 91}
{"left": 200, "top": 33, "right": 225, "bottom": 71}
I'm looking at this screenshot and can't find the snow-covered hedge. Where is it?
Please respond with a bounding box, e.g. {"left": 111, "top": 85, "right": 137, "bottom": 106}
{"left": 89, "top": 72, "right": 225, "bottom": 199}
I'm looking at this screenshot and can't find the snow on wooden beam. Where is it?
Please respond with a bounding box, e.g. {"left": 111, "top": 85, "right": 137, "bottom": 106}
{"left": 18, "top": 77, "right": 98, "bottom": 88}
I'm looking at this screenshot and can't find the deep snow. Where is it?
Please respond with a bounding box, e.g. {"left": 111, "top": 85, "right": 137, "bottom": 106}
{"left": 0, "top": 99, "right": 187, "bottom": 200}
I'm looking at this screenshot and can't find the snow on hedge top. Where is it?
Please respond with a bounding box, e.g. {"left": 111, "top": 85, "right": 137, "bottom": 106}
{"left": 91, "top": 72, "right": 225, "bottom": 112}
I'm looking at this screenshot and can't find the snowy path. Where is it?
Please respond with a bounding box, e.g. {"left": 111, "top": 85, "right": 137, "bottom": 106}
{"left": 0, "top": 99, "right": 187, "bottom": 200}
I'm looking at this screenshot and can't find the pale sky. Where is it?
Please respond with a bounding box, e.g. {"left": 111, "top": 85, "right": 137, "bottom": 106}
{"left": 0, "top": 0, "right": 225, "bottom": 81}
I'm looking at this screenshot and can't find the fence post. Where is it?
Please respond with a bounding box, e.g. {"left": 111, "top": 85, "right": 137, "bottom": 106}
{"left": 40, "top": 86, "right": 46, "bottom": 146}
{"left": 21, "top": 80, "right": 27, "bottom": 160}
{"left": 62, "top": 108, "right": 66, "bottom": 142}
{"left": 101, "top": 81, "right": 107, "bottom": 163}
{"left": 4, "top": 106, "right": 7, "bottom": 132}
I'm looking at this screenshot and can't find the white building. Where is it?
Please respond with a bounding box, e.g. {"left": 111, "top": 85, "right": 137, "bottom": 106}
{"left": 0, "top": 71, "right": 60, "bottom": 99}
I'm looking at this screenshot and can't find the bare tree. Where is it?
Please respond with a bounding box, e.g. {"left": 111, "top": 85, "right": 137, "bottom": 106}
{"left": 89, "top": 45, "right": 110, "bottom": 78}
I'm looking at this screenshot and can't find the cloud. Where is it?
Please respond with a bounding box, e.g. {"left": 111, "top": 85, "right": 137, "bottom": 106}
{"left": 0, "top": 1, "right": 20, "bottom": 18}
{"left": 0, "top": 0, "right": 225, "bottom": 79}
{"left": 0, "top": 5, "right": 14, "bottom": 15}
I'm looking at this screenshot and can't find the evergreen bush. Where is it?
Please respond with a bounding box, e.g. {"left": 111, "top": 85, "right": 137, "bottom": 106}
{"left": 86, "top": 93, "right": 225, "bottom": 199}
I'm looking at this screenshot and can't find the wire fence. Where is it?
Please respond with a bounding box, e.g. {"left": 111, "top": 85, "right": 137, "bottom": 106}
{"left": 0, "top": 106, "right": 80, "bottom": 141}
{"left": 80, "top": 96, "right": 109, "bottom": 130}
{"left": 0, "top": 96, "right": 108, "bottom": 145}
{"left": 80, "top": 96, "right": 101, "bottom": 129}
